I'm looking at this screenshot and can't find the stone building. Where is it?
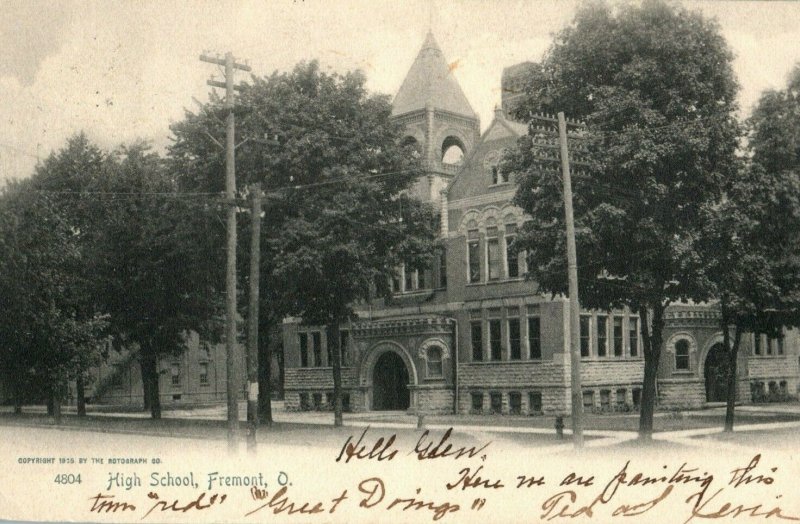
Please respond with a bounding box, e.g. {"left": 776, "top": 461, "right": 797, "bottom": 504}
{"left": 282, "top": 33, "right": 800, "bottom": 415}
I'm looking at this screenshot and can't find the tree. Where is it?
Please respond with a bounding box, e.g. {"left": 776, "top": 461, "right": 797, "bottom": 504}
{"left": 506, "top": 0, "right": 740, "bottom": 438}
{"left": 0, "top": 178, "right": 107, "bottom": 422}
{"left": 701, "top": 65, "right": 800, "bottom": 432}
{"left": 695, "top": 163, "right": 800, "bottom": 432}
{"left": 170, "top": 61, "right": 438, "bottom": 426}
{"left": 95, "top": 143, "right": 224, "bottom": 419}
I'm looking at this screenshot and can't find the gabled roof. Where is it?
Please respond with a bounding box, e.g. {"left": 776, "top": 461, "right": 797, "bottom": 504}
{"left": 392, "top": 32, "right": 476, "bottom": 118}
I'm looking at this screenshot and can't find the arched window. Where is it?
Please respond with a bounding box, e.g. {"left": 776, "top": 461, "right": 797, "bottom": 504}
{"left": 441, "top": 136, "right": 465, "bottom": 165}
{"left": 675, "top": 340, "right": 690, "bottom": 370}
{"left": 426, "top": 346, "right": 443, "bottom": 377}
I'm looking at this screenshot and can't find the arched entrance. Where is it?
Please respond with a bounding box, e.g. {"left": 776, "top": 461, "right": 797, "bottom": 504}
{"left": 372, "top": 351, "right": 410, "bottom": 410}
{"left": 704, "top": 343, "right": 729, "bottom": 402}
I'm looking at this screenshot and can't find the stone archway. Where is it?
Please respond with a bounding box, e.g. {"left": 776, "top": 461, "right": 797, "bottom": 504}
{"left": 704, "top": 342, "right": 728, "bottom": 402}
{"left": 372, "top": 352, "right": 410, "bottom": 410}
{"left": 358, "top": 341, "right": 418, "bottom": 412}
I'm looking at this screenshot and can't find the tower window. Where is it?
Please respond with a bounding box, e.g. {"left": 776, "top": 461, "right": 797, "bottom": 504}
{"left": 441, "top": 136, "right": 466, "bottom": 165}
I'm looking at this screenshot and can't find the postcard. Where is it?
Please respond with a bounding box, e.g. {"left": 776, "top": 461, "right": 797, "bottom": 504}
{"left": 2, "top": 1, "right": 800, "bottom": 523}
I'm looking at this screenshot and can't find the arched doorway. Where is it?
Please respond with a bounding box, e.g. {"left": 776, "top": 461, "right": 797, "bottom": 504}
{"left": 372, "top": 351, "right": 410, "bottom": 410}
{"left": 704, "top": 343, "right": 729, "bottom": 402}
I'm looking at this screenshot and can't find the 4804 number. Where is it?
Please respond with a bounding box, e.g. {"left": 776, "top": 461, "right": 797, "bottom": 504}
{"left": 54, "top": 473, "right": 82, "bottom": 485}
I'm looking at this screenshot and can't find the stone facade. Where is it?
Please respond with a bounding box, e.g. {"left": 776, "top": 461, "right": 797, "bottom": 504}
{"left": 282, "top": 33, "right": 800, "bottom": 417}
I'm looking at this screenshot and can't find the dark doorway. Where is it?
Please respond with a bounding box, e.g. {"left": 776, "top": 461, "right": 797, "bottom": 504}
{"left": 372, "top": 351, "right": 410, "bottom": 410}
{"left": 704, "top": 343, "right": 729, "bottom": 402}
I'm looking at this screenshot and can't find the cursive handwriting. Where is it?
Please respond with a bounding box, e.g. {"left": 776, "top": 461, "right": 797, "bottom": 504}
{"left": 141, "top": 491, "right": 226, "bottom": 520}
{"left": 414, "top": 428, "right": 491, "bottom": 461}
{"left": 88, "top": 493, "right": 136, "bottom": 513}
{"left": 335, "top": 427, "right": 398, "bottom": 463}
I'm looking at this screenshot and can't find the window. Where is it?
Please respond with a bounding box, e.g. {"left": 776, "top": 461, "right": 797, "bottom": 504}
{"left": 509, "top": 392, "right": 522, "bottom": 415}
{"left": 439, "top": 250, "right": 447, "bottom": 288}
{"left": 489, "top": 319, "right": 502, "bottom": 361}
{"left": 299, "top": 393, "right": 310, "bottom": 410}
{"left": 600, "top": 390, "right": 611, "bottom": 411}
{"left": 299, "top": 333, "right": 309, "bottom": 367}
{"left": 597, "top": 315, "right": 608, "bottom": 357}
{"left": 325, "top": 393, "right": 334, "bottom": 410}
{"left": 490, "top": 392, "right": 502, "bottom": 414}
{"left": 767, "top": 335, "right": 774, "bottom": 355}
{"left": 754, "top": 333, "right": 762, "bottom": 355}
{"left": 487, "top": 227, "right": 501, "bottom": 280}
{"left": 342, "top": 393, "right": 351, "bottom": 412}
{"left": 582, "top": 390, "right": 594, "bottom": 410}
{"left": 312, "top": 392, "right": 323, "bottom": 410}
{"left": 391, "top": 273, "right": 401, "bottom": 293}
{"left": 613, "top": 316, "right": 624, "bottom": 357}
{"left": 509, "top": 318, "right": 521, "bottom": 360}
{"left": 171, "top": 363, "right": 181, "bottom": 387}
{"left": 340, "top": 330, "right": 349, "bottom": 367}
{"left": 528, "top": 316, "right": 541, "bottom": 359}
{"left": 616, "top": 389, "right": 626, "bottom": 409}
{"left": 312, "top": 332, "right": 322, "bottom": 367}
{"left": 471, "top": 392, "right": 483, "bottom": 413}
{"left": 629, "top": 317, "right": 639, "bottom": 357}
{"left": 528, "top": 392, "right": 543, "bottom": 414}
{"left": 580, "top": 316, "right": 591, "bottom": 357}
{"left": 471, "top": 321, "right": 483, "bottom": 362}
{"left": 632, "top": 389, "right": 642, "bottom": 409}
{"left": 199, "top": 362, "right": 209, "bottom": 385}
{"left": 426, "top": 346, "right": 443, "bottom": 377}
{"left": 505, "top": 224, "right": 519, "bottom": 278}
{"left": 778, "top": 336, "right": 785, "bottom": 355}
{"left": 675, "top": 340, "right": 690, "bottom": 370}
{"left": 468, "top": 230, "right": 481, "bottom": 283}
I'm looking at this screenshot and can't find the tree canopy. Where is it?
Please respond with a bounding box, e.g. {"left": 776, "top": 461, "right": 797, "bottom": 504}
{"left": 506, "top": 0, "right": 741, "bottom": 437}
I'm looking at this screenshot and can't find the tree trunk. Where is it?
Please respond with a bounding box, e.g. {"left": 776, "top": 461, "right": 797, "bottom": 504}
{"left": 12, "top": 375, "right": 23, "bottom": 414}
{"left": 638, "top": 303, "right": 666, "bottom": 440}
{"left": 141, "top": 358, "right": 152, "bottom": 412}
{"left": 724, "top": 323, "right": 743, "bottom": 433}
{"left": 47, "top": 388, "right": 54, "bottom": 417}
{"left": 257, "top": 330, "right": 273, "bottom": 426}
{"left": 76, "top": 373, "right": 86, "bottom": 417}
{"left": 327, "top": 321, "right": 343, "bottom": 427}
{"left": 277, "top": 348, "right": 285, "bottom": 400}
{"left": 141, "top": 352, "right": 161, "bottom": 419}
{"left": 50, "top": 386, "right": 62, "bottom": 425}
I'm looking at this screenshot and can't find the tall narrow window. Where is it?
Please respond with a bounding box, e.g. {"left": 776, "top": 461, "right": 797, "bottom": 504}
{"left": 778, "top": 335, "right": 784, "bottom": 355}
{"left": 509, "top": 318, "right": 521, "bottom": 360}
{"left": 299, "top": 333, "right": 309, "bottom": 367}
{"left": 629, "top": 317, "right": 639, "bottom": 357}
{"left": 754, "top": 333, "right": 762, "bottom": 355}
{"left": 312, "top": 332, "right": 322, "bottom": 367}
{"left": 426, "top": 346, "right": 443, "bottom": 377}
{"left": 471, "top": 321, "right": 483, "bottom": 362}
{"left": 580, "top": 315, "right": 590, "bottom": 357}
{"left": 404, "top": 266, "right": 415, "bottom": 292}
{"left": 171, "top": 363, "right": 181, "bottom": 386}
{"left": 675, "top": 340, "right": 690, "bottom": 370}
{"left": 487, "top": 227, "right": 501, "bottom": 280}
{"left": 597, "top": 315, "right": 608, "bottom": 357}
{"left": 528, "top": 316, "right": 541, "bottom": 359}
{"left": 468, "top": 230, "right": 480, "bottom": 283}
{"left": 505, "top": 224, "right": 518, "bottom": 278}
{"left": 613, "top": 316, "right": 624, "bottom": 357}
{"left": 489, "top": 319, "right": 502, "bottom": 361}
{"left": 438, "top": 250, "right": 447, "bottom": 288}
{"left": 199, "top": 362, "right": 209, "bottom": 385}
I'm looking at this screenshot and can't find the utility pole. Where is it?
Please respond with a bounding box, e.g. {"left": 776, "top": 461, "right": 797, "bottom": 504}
{"left": 246, "top": 183, "right": 262, "bottom": 452}
{"left": 557, "top": 112, "right": 583, "bottom": 448}
{"left": 528, "top": 112, "right": 589, "bottom": 448}
{"left": 200, "top": 51, "right": 251, "bottom": 452}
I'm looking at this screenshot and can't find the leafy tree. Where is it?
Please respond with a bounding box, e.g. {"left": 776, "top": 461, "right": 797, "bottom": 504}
{"left": 506, "top": 0, "right": 740, "bottom": 438}
{"left": 170, "top": 61, "right": 438, "bottom": 426}
{"left": 95, "top": 143, "right": 224, "bottom": 419}
{"left": 699, "top": 66, "right": 800, "bottom": 432}
{"left": 0, "top": 178, "right": 106, "bottom": 422}
{"left": 694, "top": 163, "right": 800, "bottom": 432}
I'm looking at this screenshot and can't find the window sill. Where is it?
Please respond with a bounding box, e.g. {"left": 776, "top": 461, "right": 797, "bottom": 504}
{"left": 466, "top": 278, "right": 528, "bottom": 288}
{"left": 467, "top": 359, "right": 544, "bottom": 364}
{"left": 581, "top": 357, "right": 644, "bottom": 362}
{"left": 672, "top": 370, "right": 694, "bottom": 376}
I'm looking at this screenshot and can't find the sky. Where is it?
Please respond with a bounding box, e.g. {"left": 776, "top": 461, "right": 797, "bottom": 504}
{"left": 1, "top": 0, "right": 799, "bottom": 184}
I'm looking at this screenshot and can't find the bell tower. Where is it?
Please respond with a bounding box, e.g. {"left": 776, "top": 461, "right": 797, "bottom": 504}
{"left": 392, "top": 32, "right": 480, "bottom": 203}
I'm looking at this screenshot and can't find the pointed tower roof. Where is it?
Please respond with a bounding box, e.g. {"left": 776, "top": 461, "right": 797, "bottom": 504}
{"left": 392, "top": 32, "right": 476, "bottom": 118}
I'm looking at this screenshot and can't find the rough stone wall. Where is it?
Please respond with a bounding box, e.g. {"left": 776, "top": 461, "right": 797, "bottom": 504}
{"left": 413, "top": 386, "right": 454, "bottom": 414}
